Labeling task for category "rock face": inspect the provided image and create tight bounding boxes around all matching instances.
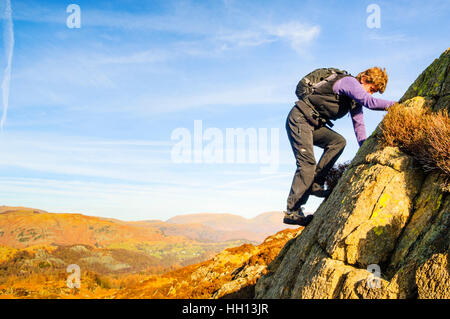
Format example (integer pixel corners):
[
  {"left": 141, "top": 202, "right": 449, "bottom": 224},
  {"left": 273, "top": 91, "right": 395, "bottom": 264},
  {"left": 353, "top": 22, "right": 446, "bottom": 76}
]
[
  {"left": 401, "top": 48, "right": 450, "bottom": 112},
  {"left": 255, "top": 49, "right": 449, "bottom": 299}
]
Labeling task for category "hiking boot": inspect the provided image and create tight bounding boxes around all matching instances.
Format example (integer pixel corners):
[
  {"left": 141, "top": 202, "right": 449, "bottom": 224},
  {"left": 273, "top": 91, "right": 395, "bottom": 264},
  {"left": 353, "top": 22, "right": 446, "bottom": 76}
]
[
  {"left": 310, "top": 182, "right": 332, "bottom": 198},
  {"left": 301, "top": 214, "right": 314, "bottom": 226},
  {"left": 283, "top": 208, "right": 313, "bottom": 226}
]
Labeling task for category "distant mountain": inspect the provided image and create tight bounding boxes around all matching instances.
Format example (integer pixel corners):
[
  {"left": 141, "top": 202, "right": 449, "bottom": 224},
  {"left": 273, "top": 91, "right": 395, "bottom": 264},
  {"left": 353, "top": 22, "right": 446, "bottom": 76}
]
[
  {"left": 0, "top": 206, "right": 301, "bottom": 299},
  {"left": 167, "top": 211, "right": 297, "bottom": 242},
  {"left": 0, "top": 206, "right": 166, "bottom": 248},
  {"left": 0, "top": 206, "right": 295, "bottom": 248},
  {"left": 0, "top": 206, "right": 296, "bottom": 279},
  {"left": 0, "top": 206, "right": 255, "bottom": 275}
]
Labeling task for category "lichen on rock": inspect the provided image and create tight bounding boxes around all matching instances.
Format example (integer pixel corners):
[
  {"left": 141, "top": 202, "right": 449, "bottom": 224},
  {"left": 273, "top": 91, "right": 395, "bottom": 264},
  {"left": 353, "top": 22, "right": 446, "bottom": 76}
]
[{"left": 401, "top": 48, "right": 450, "bottom": 112}]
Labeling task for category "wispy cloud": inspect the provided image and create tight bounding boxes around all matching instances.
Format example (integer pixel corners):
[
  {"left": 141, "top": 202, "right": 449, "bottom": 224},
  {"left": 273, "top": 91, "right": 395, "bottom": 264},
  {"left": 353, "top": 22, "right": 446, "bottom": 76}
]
[
  {"left": 12, "top": 0, "right": 320, "bottom": 56},
  {"left": 212, "top": 21, "right": 320, "bottom": 54},
  {"left": 215, "top": 30, "right": 276, "bottom": 49},
  {"left": 5, "top": 0, "right": 447, "bottom": 221},
  {"left": 93, "top": 50, "right": 171, "bottom": 65},
  {"left": 265, "top": 22, "right": 321, "bottom": 54},
  {"left": 368, "top": 33, "right": 408, "bottom": 43},
  {"left": 119, "top": 80, "right": 294, "bottom": 115},
  {"left": 0, "top": 130, "right": 294, "bottom": 220},
  {"left": 1, "top": 0, "right": 14, "bottom": 130}
]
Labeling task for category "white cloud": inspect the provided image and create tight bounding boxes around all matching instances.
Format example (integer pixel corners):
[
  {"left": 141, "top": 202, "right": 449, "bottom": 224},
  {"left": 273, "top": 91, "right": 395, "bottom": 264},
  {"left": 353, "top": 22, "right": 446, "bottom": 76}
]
[
  {"left": 1, "top": 0, "right": 14, "bottom": 130},
  {"left": 368, "top": 33, "right": 408, "bottom": 43},
  {"left": 209, "top": 21, "right": 320, "bottom": 54},
  {"left": 2, "top": 1, "right": 326, "bottom": 219},
  {"left": 123, "top": 80, "right": 293, "bottom": 114},
  {"left": 94, "top": 50, "right": 171, "bottom": 65},
  {"left": 215, "top": 30, "right": 276, "bottom": 48},
  {"left": 265, "top": 22, "right": 320, "bottom": 54}
]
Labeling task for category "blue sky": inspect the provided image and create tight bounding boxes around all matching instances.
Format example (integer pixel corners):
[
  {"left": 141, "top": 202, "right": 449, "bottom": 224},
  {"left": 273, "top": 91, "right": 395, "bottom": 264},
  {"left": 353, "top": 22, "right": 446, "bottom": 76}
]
[{"left": 0, "top": 0, "right": 449, "bottom": 221}]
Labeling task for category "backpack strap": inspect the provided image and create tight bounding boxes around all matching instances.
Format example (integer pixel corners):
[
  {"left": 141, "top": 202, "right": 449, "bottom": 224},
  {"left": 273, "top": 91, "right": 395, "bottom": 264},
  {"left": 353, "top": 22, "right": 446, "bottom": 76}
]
[
  {"left": 298, "top": 97, "right": 335, "bottom": 128},
  {"left": 311, "top": 71, "right": 339, "bottom": 93}
]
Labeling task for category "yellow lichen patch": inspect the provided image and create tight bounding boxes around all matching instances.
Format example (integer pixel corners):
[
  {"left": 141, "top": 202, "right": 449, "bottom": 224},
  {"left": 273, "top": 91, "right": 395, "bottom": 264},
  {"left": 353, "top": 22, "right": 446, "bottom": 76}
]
[{"left": 370, "top": 193, "right": 393, "bottom": 235}]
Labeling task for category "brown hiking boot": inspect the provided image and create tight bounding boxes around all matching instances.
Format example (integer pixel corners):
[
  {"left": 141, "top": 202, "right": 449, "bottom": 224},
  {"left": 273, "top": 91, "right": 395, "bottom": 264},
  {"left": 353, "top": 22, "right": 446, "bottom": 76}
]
[{"left": 283, "top": 209, "right": 314, "bottom": 226}]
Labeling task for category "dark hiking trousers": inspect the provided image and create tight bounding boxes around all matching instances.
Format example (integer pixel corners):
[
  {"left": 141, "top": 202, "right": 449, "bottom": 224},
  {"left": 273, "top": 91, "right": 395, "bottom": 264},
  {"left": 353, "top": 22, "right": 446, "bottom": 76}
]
[{"left": 286, "top": 104, "right": 346, "bottom": 212}]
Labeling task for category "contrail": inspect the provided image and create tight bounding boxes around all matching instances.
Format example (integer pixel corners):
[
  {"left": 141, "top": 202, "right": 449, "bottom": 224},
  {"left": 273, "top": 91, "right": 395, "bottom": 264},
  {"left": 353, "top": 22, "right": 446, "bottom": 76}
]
[{"left": 1, "top": 0, "right": 14, "bottom": 130}]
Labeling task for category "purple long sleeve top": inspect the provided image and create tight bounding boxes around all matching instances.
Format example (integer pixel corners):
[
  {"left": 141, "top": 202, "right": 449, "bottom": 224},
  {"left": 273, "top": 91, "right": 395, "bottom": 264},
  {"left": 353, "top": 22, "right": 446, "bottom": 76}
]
[{"left": 333, "top": 76, "right": 396, "bottom": 146}]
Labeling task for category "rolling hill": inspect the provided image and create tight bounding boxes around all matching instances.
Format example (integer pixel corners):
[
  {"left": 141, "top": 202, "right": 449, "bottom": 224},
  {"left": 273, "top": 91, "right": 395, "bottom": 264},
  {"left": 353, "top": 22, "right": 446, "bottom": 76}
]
[
  {"left": 166, "top": 211, "right": 297, "bottom": 241},
  {"left": 0, "top": 206, "right": 295, "bottom": 278},
  {"left": 0, "top": 206, "right": 300, "bottom": 298}
]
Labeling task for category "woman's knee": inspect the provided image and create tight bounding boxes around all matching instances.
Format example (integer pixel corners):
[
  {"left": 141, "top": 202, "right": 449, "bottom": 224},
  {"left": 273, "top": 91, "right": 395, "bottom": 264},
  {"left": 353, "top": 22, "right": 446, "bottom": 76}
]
[
  {"left": 337, "top": 136, "right": 346, "bottom": 148},
  {"left": 332, "top": 135, "right": 346, "bottom": 151}
]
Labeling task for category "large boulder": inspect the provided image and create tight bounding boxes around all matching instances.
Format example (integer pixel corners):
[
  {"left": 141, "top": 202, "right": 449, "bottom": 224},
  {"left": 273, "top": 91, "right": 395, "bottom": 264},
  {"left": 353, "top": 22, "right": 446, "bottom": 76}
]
[{"left": 255, "top": 49, "right": 450, "bottom": 299}]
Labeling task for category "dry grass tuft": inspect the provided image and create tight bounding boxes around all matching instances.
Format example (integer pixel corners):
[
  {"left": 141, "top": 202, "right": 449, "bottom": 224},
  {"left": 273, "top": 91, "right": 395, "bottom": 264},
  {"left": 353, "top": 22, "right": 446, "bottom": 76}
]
[{"left": 380, "top": 102, "right": 450, "bottom": 178}]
